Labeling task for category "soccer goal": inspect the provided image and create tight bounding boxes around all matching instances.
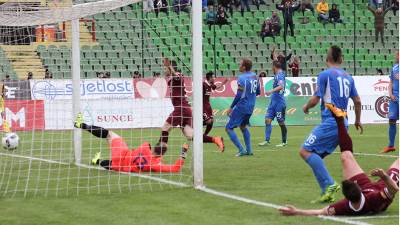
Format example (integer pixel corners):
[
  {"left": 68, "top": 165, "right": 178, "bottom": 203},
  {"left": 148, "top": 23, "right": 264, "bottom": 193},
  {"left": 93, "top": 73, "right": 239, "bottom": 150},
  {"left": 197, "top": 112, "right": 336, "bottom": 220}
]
[{"left": 0, "top": 0, "right": 203, "bottom": 197}]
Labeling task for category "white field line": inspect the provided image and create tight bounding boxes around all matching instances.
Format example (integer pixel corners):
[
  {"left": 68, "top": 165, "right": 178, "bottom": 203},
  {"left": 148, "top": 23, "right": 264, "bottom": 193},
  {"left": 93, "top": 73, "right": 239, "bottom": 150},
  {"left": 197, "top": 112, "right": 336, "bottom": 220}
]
[
  {"left": 198, "top": 187, "right": 372, "bottom": 225},
  {"left": 0, "top": 152, "right": 189, "bottom": 188}
]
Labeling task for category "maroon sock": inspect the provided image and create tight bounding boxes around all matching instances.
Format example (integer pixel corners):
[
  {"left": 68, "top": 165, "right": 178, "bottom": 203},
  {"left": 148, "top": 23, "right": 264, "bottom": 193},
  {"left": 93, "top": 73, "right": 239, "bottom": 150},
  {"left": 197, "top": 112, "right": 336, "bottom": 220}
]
[
  {"left": 203, "top": 135, "right": 214, "bottom": 143},
  {"left": 159, "top": 131, "right": 169, "bottom": 144},
  {"left": 335, "top": 117, "right": 353, "bottom": 152},
  {"left": 204, "top": 123, "right": 213, "bottom": 136}
]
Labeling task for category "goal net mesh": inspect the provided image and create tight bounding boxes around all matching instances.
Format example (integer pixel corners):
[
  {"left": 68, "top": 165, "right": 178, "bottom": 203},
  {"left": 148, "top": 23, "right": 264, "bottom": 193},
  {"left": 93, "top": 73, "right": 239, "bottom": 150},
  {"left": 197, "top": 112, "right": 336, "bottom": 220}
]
[{"left": 0, "top": 0, "right": 194, "bottom": 197}]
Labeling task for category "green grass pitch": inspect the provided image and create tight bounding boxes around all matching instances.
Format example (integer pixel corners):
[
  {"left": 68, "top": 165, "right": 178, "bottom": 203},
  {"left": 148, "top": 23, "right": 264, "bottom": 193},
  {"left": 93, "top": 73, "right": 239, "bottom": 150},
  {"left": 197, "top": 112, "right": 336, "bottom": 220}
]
[{"left": 0, "top": 124, "right": 398, "bottom": 225}]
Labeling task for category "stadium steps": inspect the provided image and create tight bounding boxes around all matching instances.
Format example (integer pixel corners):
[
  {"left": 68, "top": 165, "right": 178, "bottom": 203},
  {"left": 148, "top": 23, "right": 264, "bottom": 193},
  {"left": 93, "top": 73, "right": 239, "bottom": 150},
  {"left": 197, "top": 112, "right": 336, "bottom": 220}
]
[
  {"left": 63, "top": 21, "right": 98, "bottom": 46},
  {"left": 1, "top": 45, "right": 45, "bottom": 79}
]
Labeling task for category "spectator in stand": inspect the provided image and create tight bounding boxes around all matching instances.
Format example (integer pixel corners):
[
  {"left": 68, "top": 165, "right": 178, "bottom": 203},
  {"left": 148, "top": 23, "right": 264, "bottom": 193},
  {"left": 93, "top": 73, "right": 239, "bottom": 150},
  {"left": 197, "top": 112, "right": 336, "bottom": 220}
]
[
  {"left": 276, "top": 1, "right": 300, "bottom": 37},
  {"left": 368, "top": 4, "right": 392, "bottom": 45},
  {"left": 316, "top": 0, "right": 329, "bottom": 23},
  {"left": 218, "top": 0, "right": 234, "bottom": 15},
  {"left": 105, "top": 71, "right": 111, "bottom": 78},
  {"left": 376, "top": 68, "right": 384, "bottom": 75},
  {"left": 260, "top": 18, "right": 274, "bottom": 41},
  {"left": 44, "top": 69, "right": 53, "bottom": 79},
  {"left": 270, "top": 11, "right": 281, "bottom": 35},
  {"left": 391, "top": 0, "right": 399, "bottom": 15},
  {"left": 205, "top": 4, "right": 217, "bottom": 30},
  {"left": 4, "top": 74, "right": 10, "bottom": 82},
  {"left": 259, "top": 71, "right": 267, "bottom": 77},
  {"left": 173, "top": 0, "right": 191, "bottom": 14},
  {"left": 288, "top": 56, "right": 300, "bottom": 77},
  {"left": 299, "top": 0, "right": 315, "bottom": 16},
  {"left": 216, "top": 5, "right": 230, "bottom": 26},
  {"left": 271, "top": 46, "right": 292, "bottom": 71},
  {"left": 328, "top": 3, "right": 343, "bottom": 24},
  {"left": 143, "top": 0, "right": 154, "bottom": 12},
  {"left": 27, "top": 72, "right": 33, "bottom": 80},
  {"left": 154, "top": 0, "right": 168, "bottom": 17},
  {"left": 132, "top": 71, "right": 142, "bottom": 79}
]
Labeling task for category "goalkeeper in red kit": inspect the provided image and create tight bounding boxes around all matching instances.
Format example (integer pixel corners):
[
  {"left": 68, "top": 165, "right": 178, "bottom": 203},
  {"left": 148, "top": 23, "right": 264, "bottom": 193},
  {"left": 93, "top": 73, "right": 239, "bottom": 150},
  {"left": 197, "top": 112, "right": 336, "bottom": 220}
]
[
  {"left": 279, "top": 105, "right": 399, "bottom": 216},
  {"left": 74, "top": 113, "right": 187, "bottom": 173}
]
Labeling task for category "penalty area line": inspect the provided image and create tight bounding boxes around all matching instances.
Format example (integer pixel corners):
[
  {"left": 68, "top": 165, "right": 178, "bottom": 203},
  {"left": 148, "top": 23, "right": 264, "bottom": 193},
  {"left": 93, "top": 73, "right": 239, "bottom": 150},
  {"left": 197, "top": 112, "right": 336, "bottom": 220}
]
[
  {"left": 0, "top": 152, "right": 189, "bottom": 188},
  {"left": 198, "top": 187, "right": 372, "bottom": 225}
]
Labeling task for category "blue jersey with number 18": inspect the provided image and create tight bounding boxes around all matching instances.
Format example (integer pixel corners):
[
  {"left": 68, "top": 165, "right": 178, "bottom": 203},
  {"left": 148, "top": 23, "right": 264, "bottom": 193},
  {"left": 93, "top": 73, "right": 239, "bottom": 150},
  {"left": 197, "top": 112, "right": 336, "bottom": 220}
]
[
  {"left": 314, "top": 67, "right": 358, "bottom": 120},
  {"left": 235, "top": 72, "right": 260, "bottom": 114}
]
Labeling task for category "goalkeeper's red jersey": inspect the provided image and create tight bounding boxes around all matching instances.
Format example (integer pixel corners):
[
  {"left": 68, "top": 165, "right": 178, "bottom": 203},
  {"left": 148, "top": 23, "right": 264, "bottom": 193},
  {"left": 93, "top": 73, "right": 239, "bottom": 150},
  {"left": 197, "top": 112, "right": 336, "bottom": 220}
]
[{"left": 110, "top": 138, "right": 184, "bottom": 173}]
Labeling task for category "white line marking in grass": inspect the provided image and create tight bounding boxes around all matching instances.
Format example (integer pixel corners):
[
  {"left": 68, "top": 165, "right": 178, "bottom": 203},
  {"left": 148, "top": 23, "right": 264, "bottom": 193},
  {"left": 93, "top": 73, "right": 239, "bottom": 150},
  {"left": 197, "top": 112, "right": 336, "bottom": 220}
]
[
  {"left": 76, "top": 163, "right": 189, "bottom": 188},
  {"left": 0, "top": 152, "right": 189, "bottom": 188},
  {"left": 0, "top": 152, "right": 70, "bottom": 165},
  {"left": 198, "top": 187, "right": 372, "bottom": 225}
]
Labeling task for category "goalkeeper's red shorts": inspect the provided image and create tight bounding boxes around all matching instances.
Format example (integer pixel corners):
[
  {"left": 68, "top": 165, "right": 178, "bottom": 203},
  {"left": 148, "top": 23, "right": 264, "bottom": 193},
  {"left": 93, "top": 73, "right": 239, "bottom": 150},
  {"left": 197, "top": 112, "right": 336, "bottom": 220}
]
[{"left": 109, "top": 137, "right": 130, "bottom": 171}]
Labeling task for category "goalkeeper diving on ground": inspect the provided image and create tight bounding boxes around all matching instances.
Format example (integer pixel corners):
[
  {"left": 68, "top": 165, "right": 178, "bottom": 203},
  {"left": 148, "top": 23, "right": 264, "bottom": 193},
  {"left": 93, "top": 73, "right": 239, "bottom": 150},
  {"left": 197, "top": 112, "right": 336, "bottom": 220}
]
[{"left": 74, "top": 113, "right": 188, "bottom": 173}]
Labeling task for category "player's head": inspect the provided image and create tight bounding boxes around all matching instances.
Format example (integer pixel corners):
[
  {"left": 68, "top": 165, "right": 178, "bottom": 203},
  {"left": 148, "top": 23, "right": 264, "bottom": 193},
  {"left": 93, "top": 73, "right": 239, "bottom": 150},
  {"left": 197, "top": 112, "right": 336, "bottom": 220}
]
[
  {"left": 326, "top": 45, "right": 343, "bottom": 66},
  {"left": 376, "top": 7, "right": 383, "bottom": 14},
  {"left": 272, "top": 60, "right": 282, "bottom": 74},
  {"left": 153, "top": 142, "right": 168, "bottom": 156},
  {"left": 206, "top": 71, "right": 214, "bottom": 82},
  {"left": 239, "top": 58, "right": 252, "bottom": 73},
  {"left": 342, "top": 180, "right": 362, "bottom": 203}
]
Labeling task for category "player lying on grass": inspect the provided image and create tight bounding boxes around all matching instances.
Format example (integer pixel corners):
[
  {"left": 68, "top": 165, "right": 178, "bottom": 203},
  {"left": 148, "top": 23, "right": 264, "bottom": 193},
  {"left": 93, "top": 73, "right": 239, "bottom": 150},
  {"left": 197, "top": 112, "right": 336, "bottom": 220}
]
[
  {"left": 158, "top": 58, "right": 224, "bottom": 152},
  {"left": 74, "top": 113, "right": 188, "bottom": 173},
  {"left": 279, "top": 105, "right": 399, "bottom": 216}
]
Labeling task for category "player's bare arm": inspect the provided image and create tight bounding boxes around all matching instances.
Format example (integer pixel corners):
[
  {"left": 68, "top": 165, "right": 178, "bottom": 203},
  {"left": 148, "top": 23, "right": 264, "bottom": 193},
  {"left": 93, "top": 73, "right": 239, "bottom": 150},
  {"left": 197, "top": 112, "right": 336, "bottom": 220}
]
[
  {"left": 215, "top": 78, "right": 229, "bottom": 90},
  {"left": 350, "top": 95, "right": 363, "bottom": 134},
  {"left": 303, "top": 96, "right": 320, "bottom": 114},
  {"left": 266, "top": 85, "right": 283, "bottom": 96},
  {"left": 370, "top": 168, "right": 399, "bottom": 197},
  {"left": 279, "top": 205, "right": 328, "bottom": 216}
]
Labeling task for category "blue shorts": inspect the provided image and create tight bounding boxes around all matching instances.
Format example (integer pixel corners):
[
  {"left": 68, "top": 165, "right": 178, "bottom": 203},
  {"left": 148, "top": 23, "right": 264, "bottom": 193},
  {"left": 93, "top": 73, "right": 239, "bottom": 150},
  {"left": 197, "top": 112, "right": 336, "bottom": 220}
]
[
  {"left": 226, "top": 109, "right": 252, "bottom": 129},
  {"left": 302, "top": 117, "right": 348, "bottom": 158},
  {"left": 266, "top": 102, "right": 286, "bottom": 122},
  {"left": 388, "top": 100, "right": 399, "bottom": 120}
]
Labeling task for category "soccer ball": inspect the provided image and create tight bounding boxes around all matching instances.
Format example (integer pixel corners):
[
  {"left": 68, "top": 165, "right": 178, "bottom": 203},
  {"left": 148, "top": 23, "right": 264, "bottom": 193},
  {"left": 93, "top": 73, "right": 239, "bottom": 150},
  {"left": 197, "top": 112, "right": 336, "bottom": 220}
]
[{"left": 2, "top": 133, "right": 19, "bottom": 151}]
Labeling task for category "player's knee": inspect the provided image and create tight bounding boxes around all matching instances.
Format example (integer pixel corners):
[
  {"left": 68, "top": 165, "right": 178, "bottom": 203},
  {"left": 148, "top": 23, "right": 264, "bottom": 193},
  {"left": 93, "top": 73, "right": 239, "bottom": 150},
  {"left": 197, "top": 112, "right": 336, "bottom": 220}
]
[
  {"left": 265, "top": 118, "right": 272, "bottom": 125},
  {"left": 278, "top": 121, "right": 285, "bottom": 126},
  {"left": 299, "top": 149, "right": 311, "bottom": 160},
  {"left": 341, "top": 151, "right": 354, "bottom": 164},
  {"left": 206, "top": 119, "right": 214, "bottom": 125},
  {"left": 239, "top": 125, "right": 247, "bottom": 130}
]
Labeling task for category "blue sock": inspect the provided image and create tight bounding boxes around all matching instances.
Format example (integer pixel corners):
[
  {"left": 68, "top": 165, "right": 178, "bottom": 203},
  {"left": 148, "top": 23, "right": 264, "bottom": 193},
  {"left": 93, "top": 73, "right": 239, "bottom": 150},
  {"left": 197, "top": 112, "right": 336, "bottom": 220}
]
[
  {"left": 265, "top": 123, "right": 272, "bottom": 142},
  {"left": 227, "top": 129, "right": 244, "bottom": 153},
  {"left": 389, "top": 123, "right": 396, "bottom": 147},
  {"left": 305, "top": 153, "right": 334, "bottom": 194},
  {"left": 241, "top": 127, "right": 252, "bottom": 154}
]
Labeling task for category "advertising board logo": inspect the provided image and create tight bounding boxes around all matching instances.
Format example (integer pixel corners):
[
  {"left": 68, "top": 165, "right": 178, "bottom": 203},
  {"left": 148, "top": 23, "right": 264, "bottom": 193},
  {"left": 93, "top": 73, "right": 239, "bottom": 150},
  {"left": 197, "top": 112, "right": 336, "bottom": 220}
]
[
  {"left": 0, "top": 100, "right": 45, "bottom": 131},
  {"left": 375, "top": 96, "right": 390, "bottom": 118},
  {"left": 264, "top": 78, "right": 293, "bottom": 97},
  {"left": 3, "top": 80, "right": 32, "bottom": 100},
  {"left": 372, "top": 79, "right": 389, "bottom": 93},
  {"left": 31, "top": 80, "right": 134, "bottom": 100}
]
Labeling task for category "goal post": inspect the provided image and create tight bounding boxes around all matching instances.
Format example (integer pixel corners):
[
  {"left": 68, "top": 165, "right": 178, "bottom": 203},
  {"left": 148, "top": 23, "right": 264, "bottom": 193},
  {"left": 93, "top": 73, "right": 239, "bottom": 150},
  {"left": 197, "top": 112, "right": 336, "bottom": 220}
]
[{"left": 191, "top": 0, "right": 204, "bottom": 189}]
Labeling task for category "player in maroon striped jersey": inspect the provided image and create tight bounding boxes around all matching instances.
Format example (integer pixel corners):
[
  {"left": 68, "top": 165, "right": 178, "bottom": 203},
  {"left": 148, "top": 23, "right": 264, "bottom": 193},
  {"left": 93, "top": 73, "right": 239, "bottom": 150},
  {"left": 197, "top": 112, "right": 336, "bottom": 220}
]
[
  {"left": 203, "top": 71, "right": 228, "bottom": 152},
  {"left": 158, "top": 59, "right": 224, "bottom": 152},
  {"left": 279, "top": 105, "right": 399, "bottom": 217}
]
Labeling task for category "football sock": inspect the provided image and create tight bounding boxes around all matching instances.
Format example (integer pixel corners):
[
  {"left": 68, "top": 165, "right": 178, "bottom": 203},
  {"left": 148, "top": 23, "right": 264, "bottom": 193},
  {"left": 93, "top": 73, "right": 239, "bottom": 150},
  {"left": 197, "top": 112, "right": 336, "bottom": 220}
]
[
  {"left": 81, "top": 123, "right": 109, "bottom": 138},
  {"left": 306, "top": 153, "right": 334, "bottom": 194},
  {"left": 389, "top": 123, "right": 396, "bottom": 147},
  {"left": 204, "top": 123, "right": 213, "bottom": 136},
  {"left": 265, "top": 123, "right": 272, "bottom": 141},
  {"left": 242, "top": 127, "right": 252, "bottom": 154},
  {"left": 99, "top": 160, "right": 112, "bottom": 170},
  {"left": 159, "top": 131, "right": 169, "bottom": 144},
  {"left": 227, "top": 129, "right": 244, "bottom": 153},
  {"left": 335, "top": 117, "right": 353, "bottom": 152},
  {"left": 203, "top": 135, "right": 214, "bottom": 143},
  {"left": 279, "top": 123, "right": 287, "bottom": 143}
]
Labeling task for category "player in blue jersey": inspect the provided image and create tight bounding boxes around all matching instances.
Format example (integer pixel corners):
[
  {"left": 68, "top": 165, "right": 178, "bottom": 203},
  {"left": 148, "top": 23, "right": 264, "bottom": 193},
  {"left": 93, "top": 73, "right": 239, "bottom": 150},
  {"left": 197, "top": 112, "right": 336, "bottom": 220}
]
[
  {"left": 259, "top": 60, "right": 288, "bottom": 147},
  {"left": 382, "top": 51, "right": 399, "bottom": 153},
  {"left": 226, "top": 58, "right": 261, "bottom": 157},
  {"left": 300, "top": 46, "right": 363, "bottom": 203}
]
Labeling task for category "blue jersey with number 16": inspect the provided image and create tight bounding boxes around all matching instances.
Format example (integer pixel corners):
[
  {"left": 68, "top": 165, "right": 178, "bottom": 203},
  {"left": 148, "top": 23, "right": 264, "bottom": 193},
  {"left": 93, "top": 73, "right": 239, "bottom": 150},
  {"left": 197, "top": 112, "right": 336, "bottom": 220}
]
[
  {"left": 314, "top": 67, "right": 358, "bottom": 121},
  {"left": 235, "top": 72, "right": 260, "bottom": 114}
]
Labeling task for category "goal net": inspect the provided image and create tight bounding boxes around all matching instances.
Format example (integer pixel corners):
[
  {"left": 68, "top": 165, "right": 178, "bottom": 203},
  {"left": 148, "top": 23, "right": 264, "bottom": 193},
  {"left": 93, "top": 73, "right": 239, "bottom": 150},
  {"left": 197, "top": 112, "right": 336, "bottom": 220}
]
[{"left": 0, "top": 0, "right": 200, "bottom": 197}]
